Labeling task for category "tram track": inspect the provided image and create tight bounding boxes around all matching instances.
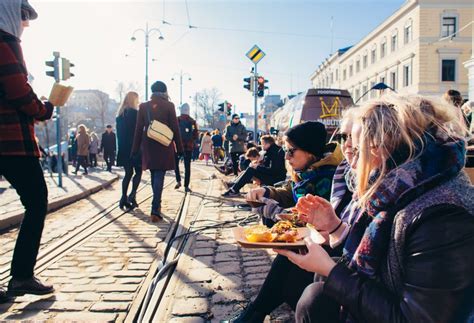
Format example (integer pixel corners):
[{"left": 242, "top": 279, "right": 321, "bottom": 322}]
[{"left": 0, "top": 175, "right": 175, "bottom": 285}]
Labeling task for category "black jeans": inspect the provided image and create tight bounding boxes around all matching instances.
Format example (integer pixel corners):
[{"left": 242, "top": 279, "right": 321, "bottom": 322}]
[
  {"left": 103, "top": 152, "right": 115, "bottom": 171},
  {"left": 230, "top": 152, "right": 241, "bottom": 176},
  {"left": 231, "top": 167, "right": 281, "bottom": 192},
  {"left": 0, "top": 157, "right": 48, "bottom": 279},
  {"left": 75, "top": 155, "right": 88, "bottom": 173},
  {"left": 89, "top": 153, "right": 97, "bottom": 167},
  {"left": 122, "top": 163, "right": 142, "bottom": 198},
  {"left": 150, "top": 170, "right": 166, "bottom": 212},
  {"left": 175, "top": 151, "right": 192, "bottom": 188},
  {"left": 295, "top": 282, "right": 340, "bottom": 323},
  {"left": 252, "top": 255, "right": 315, "bottom": 314}
]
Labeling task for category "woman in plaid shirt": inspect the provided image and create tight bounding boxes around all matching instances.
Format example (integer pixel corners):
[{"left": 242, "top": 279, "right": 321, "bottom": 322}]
[{"left": 0, "top": 0, "right": 55, "bottom": 301}]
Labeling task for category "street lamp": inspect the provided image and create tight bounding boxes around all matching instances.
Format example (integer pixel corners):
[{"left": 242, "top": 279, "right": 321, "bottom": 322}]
[
  {"left": 130, "top": 23, "right": 164, "bottom": 100},
  {"left": 171, "top": 70, "right": 192, "bottom": 106}
]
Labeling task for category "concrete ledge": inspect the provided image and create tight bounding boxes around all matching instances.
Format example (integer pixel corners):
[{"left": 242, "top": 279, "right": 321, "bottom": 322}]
[{"left": 0, "top": 174, "right": 119, "bottom": 231}]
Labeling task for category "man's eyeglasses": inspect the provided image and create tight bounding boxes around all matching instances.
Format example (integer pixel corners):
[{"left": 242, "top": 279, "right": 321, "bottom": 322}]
[
  {"left": 283, "top": 146, "right": 298, "bottom": 157},
  {"left": 21, "top": 9, "right": 30, "bottom": 21},
  {"left": 233, "top": 117, "right": 240, "bottom": 120}
]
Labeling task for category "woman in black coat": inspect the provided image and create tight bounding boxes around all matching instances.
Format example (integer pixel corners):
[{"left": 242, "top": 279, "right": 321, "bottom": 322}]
[
  {"left": 278, "top": 95, "right": 474, "bottom": 323},
  {"left": 116, "top": 91, "right": 142, "bottom": 210}
]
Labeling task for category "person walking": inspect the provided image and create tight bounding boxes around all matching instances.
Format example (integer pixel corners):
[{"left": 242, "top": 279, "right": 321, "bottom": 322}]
[
  {"left": 0, "top": 0, "right": 55, "bottom": 302},
  {"left": 116, "top": 91, "right": 142, "bottom": 210},
  {"left": 211, "top": 129, "right": 223, "bottom": 163},
  {"left": 200, "top": 131, "right": 213, "bottom": 166},
  {"left": 100, "top": 125, "right": 116, "bottom": 172},
  {"left": 68, "top": 129, "right": 77, "bottom": 167},
  {"left": 89, "top": 132, "right": 99, "bottom": 168},
  {"left": 131, "top": 81, "right": 183, "bottom": 222},
  {"left": 73, "top": 124, "right": 89, "bottom": 175},
  {"left": 225, "top": 114, "right": 247, "bottom": 175},
  {"left": 174, "top": 103, "right": 198, "bottom": 192}
]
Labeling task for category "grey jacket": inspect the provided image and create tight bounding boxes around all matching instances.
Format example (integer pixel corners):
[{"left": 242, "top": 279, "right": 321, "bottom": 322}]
[{"left": 225, "top": 122, "right": 247, "bottom": 153}]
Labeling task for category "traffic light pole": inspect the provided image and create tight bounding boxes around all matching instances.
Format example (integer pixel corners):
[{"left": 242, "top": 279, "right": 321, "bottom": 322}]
[
  {"left": 253, "top": 63, "right": 258, "bottom": 143},
  {"left": 53, "top": 52, "right": 63, "bottom": 188}
]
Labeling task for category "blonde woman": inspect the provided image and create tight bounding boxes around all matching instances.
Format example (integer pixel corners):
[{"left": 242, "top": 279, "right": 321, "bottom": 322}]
[
  {"left": 116, "top": 91, "right": 142, "bottom": 210},
  {"left": 278, "top": 95, "right": 474, "bottom": 322},
  {"left": 73, "top": 124, "right": 90, "bottom": 175}
]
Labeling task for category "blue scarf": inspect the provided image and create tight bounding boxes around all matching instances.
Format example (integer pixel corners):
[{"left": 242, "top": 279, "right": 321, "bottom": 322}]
[{"left": 343, "top": 132, "right": 466, "bottom": 278}]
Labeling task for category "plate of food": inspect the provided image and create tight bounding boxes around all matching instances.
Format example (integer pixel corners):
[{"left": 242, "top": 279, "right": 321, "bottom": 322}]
[
  {"left": 233, "top": 220, "right": 323, "bottom": 249},
  {"left": 245, "top": 199, "right": 267, "bottom": 208}
]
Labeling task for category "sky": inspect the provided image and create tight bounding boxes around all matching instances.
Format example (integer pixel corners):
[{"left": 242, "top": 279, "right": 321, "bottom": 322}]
[{"left": 23, "top": 0, "right": 405, "bottom": 116}]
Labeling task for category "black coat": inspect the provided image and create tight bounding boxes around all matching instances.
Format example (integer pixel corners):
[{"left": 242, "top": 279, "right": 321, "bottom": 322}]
[
  {"left": 100, "top": 131, "right": 116, "bottom": 155},
  {"left": 323, "top": 173, "right": 474, "bottom": 323},
  {"left": 116, "top": 108, "right": 138, "bottom": 167},
  {"left": 256, "top": 143, "right": 287, "bottom": 182}
]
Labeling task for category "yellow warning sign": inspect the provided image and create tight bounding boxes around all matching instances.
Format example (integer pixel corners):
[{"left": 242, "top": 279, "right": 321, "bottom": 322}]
[{"left": 246, "top": 45, "right": 266, "bottom": 64}]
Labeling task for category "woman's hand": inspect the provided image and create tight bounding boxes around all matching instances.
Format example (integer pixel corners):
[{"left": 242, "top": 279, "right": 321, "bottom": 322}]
[
  {"left": 275, "top": 237, "right": 336, "bottom": 277},
  {"left": 295, "top": 194, "right": 340, "bottom": 232},
  {"left": 246, "top": 187, "right": 266, "bottom": 201}
]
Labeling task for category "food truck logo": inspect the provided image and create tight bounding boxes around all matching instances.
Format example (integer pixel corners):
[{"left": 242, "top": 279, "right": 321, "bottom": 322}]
[{"left": 319, "top": 97, "right": 340, "bottom": 118}]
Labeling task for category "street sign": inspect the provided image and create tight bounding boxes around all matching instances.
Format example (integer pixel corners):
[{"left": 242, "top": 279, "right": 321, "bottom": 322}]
[{"left": 246, "top": 45, "right": 265, "bottom": 64}]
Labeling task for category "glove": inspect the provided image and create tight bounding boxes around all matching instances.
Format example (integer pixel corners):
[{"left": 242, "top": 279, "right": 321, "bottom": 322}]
[{"left": 252, "top": 197, "right": 285, "bottom": 222}]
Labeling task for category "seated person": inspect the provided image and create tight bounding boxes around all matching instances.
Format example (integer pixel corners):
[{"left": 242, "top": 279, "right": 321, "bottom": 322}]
[
  {"left": 225, "top": 148, "right": 262, "bottom": 189},
  {"left": 222, "top": 135, "right": 288, "bottom": 197}
]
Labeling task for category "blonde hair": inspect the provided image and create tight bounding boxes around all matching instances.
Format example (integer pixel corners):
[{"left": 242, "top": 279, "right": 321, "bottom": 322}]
[
  {"left": 117, "top": 91, "right": 139, "bottom": 117},
  {"left": 355, "top": 94, "right": 466, "bottom": 208},
  {"left": 77, "top": 124, "right": 88, "bottom": 135}
]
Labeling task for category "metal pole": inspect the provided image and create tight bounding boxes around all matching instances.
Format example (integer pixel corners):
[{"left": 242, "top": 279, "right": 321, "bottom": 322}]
[
  {"left": 52, "top": 51, "right": 63, "bottom": 187},
  {"left": 145, "top": 23, "right": 149, "bottom": 101},
  {"left": 253, "top": 63, "right": 258, "bottom": 143},
  {"left": 180, "top": 71, "right": 183, "bottom": 106}
]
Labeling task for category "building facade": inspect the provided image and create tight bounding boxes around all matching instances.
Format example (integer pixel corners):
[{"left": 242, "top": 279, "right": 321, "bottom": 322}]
[{"left": 310, "top": 0, "right": 473, "bottom": 102}]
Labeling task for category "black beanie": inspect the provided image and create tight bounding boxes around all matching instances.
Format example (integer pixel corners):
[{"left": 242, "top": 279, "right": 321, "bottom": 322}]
[
  {"left": 151, "top": 81, "right": 167, "bottom": 93},
  {"left": 285, "top": 121, "right": 327, "bottom": 158}
]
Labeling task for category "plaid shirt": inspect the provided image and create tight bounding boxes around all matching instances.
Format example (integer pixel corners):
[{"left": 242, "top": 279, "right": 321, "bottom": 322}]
[{"left": 0, "top": 30, "right": 54, "bottom": 157}]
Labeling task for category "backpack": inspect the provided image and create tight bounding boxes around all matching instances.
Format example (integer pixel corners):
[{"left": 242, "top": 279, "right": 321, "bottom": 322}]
[{"left": 179, "top": 118, "right": 194, "bottom": 142}]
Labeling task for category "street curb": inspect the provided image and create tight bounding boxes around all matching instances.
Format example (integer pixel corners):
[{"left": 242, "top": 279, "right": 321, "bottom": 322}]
[{"left": 0, "top": 175, "right": 119, "bottom": 231}]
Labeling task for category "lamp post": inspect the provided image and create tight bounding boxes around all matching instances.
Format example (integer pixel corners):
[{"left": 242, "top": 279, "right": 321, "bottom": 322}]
[
  {"left": 171, "top": 70, "right": 192, "bottom": 106},
  {"left": 131, "top": 22, "right": 164, "bottom": 101}
]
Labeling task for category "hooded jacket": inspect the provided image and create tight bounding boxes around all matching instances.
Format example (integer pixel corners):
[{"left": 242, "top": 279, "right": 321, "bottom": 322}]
[{"left": 0, "top": 1, "right": 54, "bottom": 157}]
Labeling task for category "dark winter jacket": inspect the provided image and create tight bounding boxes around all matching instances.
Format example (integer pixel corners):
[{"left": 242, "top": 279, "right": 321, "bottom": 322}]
[
  {"left": 256, "top": 143, "right": 286, "bottom": 182},
  {"left": 100, "top": 131, "right": 116, "bottom": 155},
  {"left": 116, "top": 108, "right": 138, "bottom": 167},
  {"left": 225, "top": 122, "right": 247, "bottom": 153},
  {"left": 324, "top": 172, "right": 474, "bottom": 323},
  {"left": 132, "top": 94, "right": 183, "bottom": 171},
  {"left": 177, "top": 114, "right": 198, "bottom": 152}
]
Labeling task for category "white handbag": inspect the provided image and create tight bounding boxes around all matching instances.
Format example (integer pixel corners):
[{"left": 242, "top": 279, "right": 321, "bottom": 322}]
[{"left": 146, "top": 104, "right": 173, "bottom": 146}]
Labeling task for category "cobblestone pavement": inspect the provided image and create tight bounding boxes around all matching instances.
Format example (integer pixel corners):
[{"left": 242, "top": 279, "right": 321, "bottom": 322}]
[
  {"left": 155, "top": 172, "right": 294, "bottom": 323},
  {"left": 0, "top": 163, "right": 215, "bottom": 322},
  {"left": 0, "top": 167, "right": 118, "bottom": 229}
]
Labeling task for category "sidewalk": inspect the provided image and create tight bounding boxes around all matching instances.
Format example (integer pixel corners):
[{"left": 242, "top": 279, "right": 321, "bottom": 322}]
[
  {"left": 157, "top": 176, "right": 294, "bottom": 322},
  {"left": 0, "top": 168, "right": 119, "bottom": 231}
]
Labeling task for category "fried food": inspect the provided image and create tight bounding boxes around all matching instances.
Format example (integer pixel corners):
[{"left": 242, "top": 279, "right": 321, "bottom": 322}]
[
  {"left": 244, "top": 225, "right": 273, "bottom": 242},
  {"left": 243, "top": 221, "right": 300, "bottom": 243}
]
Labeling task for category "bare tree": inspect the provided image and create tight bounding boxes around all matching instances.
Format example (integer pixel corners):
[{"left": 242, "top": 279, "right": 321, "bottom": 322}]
[
  {"left": 192, "top": 88, "right": 222, "bottom": 128},
  {"left": 115, "top": 81, "right": 141, "bottom": 103}
]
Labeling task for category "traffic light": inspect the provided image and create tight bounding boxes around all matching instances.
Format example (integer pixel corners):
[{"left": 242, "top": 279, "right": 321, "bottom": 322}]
[
  {"left": 257, "top": 76, "right": 268, "bottom": 97},
  {"left": 226, "top": 102, "right": 232, "bottom": 116},
  {"left": 243, "top": 77, "right": 254, "bottom": 92},
  {"left": 61, "top": 58, "right": 75, "bottom": 81},
  {"left": 218, "top": 102, "right": 225, "bottom": 112},
  {"left": 45, "top": 53, "right": 60, "bottom": 81}
]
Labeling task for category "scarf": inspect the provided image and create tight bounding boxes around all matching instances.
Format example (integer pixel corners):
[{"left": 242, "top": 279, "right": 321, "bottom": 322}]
[{"left": 343, "top": 132, "right": 466, "bottom": 278}]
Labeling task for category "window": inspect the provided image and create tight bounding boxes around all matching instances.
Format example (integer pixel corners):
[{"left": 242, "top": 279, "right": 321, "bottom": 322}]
[
  {"left": 363, "top": 55, "right": 368, "bottom": 68},
  {"left": 404, "top": 23, "right": 412, "bottom": 44},
  {"left": 370, "top": 81, "right": 376, "bottom": 98},
  {"left": 356, "top": 60, "right": 360, "bottom": 73},
  {"left": 380, "top": 76, "right": 386, "bottom": 84},
  {"left": 330, "top": 73, "right": 333, "bottom": 84},
  {"left": 403, "top": 63, "right": 412, "bottom": 87},
  {"left": 442, "top": 17, "right": 456, "bottom": 37},
  {"left": 349, "top": 65, "right": 353, "bottom": 77},
  {"left": 441, "top": 59, "right": 456, "bottom": 81},
  {"left": 381, "top": 42, "right": 386, "bottom": 58},
  {"left": 335, "top": 69, "right": 339, "bottom": 81},
  {"left": 391, "top": 33, "right": 398, "bottom": 52},
  {"left": 371, "top": 49, "right": 377, "bottom": 64},
  {"left": 362, "top": 85, "right": 368, "bottom": 101},
  {"left": 343, "top": 69, "right": 347, "bottom": 80},
  {"left": 390, "top": 71, "right": 397, "bottom": 91},
  {"left": 355, "top": 89, "right": 360, "bottom": 101}
]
